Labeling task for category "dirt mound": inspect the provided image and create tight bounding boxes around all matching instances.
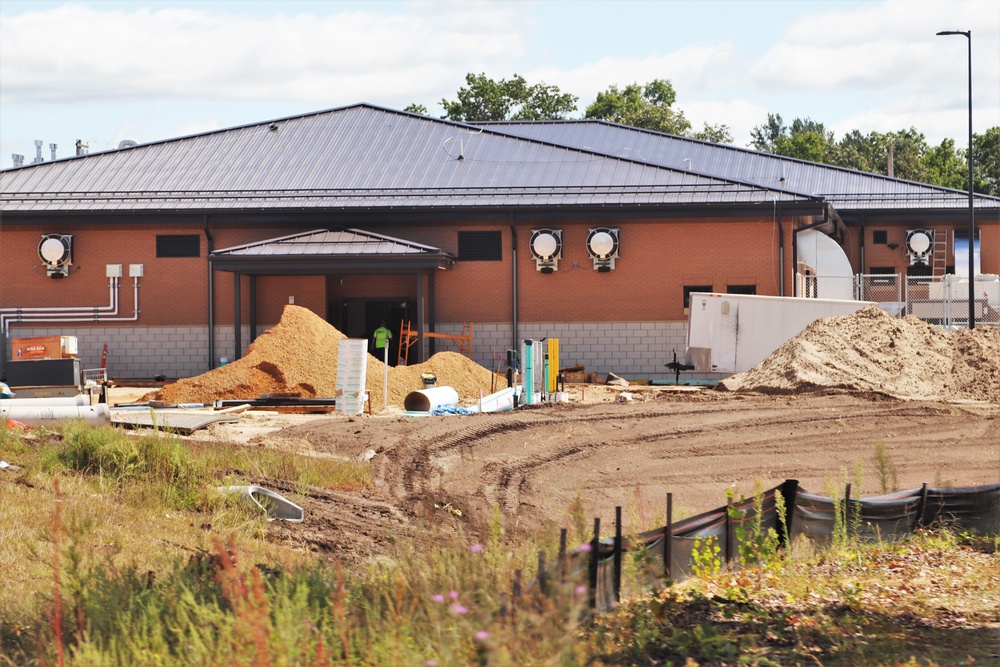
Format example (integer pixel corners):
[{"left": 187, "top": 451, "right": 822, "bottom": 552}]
[
  {"left": 719, "top": 305, "right": 1000, "bottom": 402},
  {"left": 153, "top": 305, "right": 498, "bottom": 408}
]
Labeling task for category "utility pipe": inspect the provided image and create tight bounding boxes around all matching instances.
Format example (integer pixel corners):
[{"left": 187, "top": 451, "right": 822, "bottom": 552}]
[
  {"left": 509, "top": 212, "right": 519, "bottom": 355},
  {"left": 0, "top": 277, "right": 118, "bottom": 314},
  {"left": 0, "top": 395, "right": 89, "bottom": 408},
  {"left": 3, "top": 277, "right": 138, "bottom": 335}
]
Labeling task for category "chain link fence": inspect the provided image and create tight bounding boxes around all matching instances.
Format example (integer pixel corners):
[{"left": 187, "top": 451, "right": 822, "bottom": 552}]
[{"left": 798, "top": 274, "right": 1000, "bottom": 327}]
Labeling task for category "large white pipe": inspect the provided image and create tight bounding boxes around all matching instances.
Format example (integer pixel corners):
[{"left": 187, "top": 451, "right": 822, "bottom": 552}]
[
  {"left": 1, "top": 403, "right": 110, "bottom": 427},
  {"left": 0, "top": 395, "right": 90, "bottom": 408},
  {"left": 403, "top": 386, "right": 460, "bottom": 412}
]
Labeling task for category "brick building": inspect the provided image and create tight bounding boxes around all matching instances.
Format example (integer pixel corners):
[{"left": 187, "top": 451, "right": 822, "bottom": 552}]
[{"left": 2, "top": 104, "right": 998, "bottom": 381}]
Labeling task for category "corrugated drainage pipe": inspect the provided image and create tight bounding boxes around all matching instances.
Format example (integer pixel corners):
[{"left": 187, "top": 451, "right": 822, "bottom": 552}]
[
  {"left": 403, "top": 386, "right": 459, "bottom": 412},
  {"left": 1, "top": 403, "right": 110, "bottom": 427}
]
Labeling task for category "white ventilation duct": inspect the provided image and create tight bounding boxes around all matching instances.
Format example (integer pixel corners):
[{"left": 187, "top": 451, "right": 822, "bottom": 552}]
[{"left": 797, "top": 229, "right": 854, "bottom": 300}]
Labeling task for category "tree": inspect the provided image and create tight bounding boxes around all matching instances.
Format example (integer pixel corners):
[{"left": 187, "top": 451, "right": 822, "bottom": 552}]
[
  {"left": 404, "top": 103, "right": 428, "bottom": 115},
  {"left": 440, "top": 73, "right": 578, "bottom": 122},
  {"left": 584, "top": 79, "right": 692, "bottom": 136},
  {"left": 923, "top": 138, "right": 966, "bottom": 190},
  {"left": 750, "top": 113, "right": 786, "bottom": 153},
  {"left": 972, "top": 126, "right": 1000, "bottom": 196},
  {"left": 692, "top": 123, "right": 733, "bottom": 144}
]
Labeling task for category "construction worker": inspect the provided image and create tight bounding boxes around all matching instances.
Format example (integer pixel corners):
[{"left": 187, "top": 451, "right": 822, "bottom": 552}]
[{"left": 372, "top": 319, "right": 393, "bottom": 356}]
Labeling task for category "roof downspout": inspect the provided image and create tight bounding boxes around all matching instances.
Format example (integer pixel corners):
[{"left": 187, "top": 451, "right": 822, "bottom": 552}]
[
  {"left": 204, "top": 215, "right": 215, "bottom": 370},
  {"left": 777, "top": 205, "right": 785, "bottom": 297},
  {"left": 509, "top": 212, "right": 518, "bottom": 353}
]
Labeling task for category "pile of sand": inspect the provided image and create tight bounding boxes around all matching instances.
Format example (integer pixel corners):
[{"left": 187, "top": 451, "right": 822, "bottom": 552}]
[
  {"left": 153, "top": 305, "right": 499, "bottom": 408},
  {"left": 719, "top": 305, "right": 1000, "bottom": 402}
]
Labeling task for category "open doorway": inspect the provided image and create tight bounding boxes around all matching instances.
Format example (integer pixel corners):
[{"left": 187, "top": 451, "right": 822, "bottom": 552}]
[{"left": 340, "top": 298, "right": 413, "bottom": 365}]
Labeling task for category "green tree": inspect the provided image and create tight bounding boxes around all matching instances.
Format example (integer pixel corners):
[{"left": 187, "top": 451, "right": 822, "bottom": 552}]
[
  {"left": 923, "top": 138, "right": 966, "bottom": 190},
  {"left": 440, "top": 72, "right": 578, "bottom": 122},
  {"left": 772, "top": 118, "right": 838, "bottom": 163},
  {"left": 403, "top": 103, "right": 428, "bottom": 115},
  {"left": 750, "top": 113, "right": 786, "bottom": 153},
  {"left": 584, "top": 79, "right": 693, "bottom": 136},
  {"left": 692, "top": 123, "right": 734, "bottom": 144},
  {"left": 972, "top": 126, "right": 1000, "bottom": 196}
]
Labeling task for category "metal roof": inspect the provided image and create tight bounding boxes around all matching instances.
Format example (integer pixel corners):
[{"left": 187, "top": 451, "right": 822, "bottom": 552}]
[
  {"left": 210, "top": 228, "right": 454, "bottom": 274},
  {"left": 476, "top": 120, "right": 1000, "bottom": 216},
  {"left": 1, "top": 104, "right": 816, "bottom": 214}
]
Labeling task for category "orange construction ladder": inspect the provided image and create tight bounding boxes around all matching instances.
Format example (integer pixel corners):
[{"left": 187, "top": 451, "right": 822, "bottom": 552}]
[{"left": 397, "top": 321, "right": 474, "bottom": 366}]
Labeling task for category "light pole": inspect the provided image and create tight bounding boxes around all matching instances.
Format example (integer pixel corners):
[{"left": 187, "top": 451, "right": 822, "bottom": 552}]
[{"left": 936, "top": 29, "right": 975, "bottom": 329}]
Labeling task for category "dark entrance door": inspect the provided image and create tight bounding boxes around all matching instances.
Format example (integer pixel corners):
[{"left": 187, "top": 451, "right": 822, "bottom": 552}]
[{"left": 340, "top": 298, "right": 413, "bottom": 364}]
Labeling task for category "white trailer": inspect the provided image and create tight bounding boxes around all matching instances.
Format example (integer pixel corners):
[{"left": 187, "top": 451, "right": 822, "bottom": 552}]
[{"left": 686, "top": 293, "right": 873, "bottom": 374}]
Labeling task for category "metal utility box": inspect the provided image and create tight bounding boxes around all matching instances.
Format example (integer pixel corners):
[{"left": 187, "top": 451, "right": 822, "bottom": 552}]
[
  {"left": 10, "top": 336, "right": 78, "bottom": 360},
  {"left": 5, "top": 358, "right": 81, "bottom": 388},
  {"left": 686, "top": 293, "right": 873, "bottom": 374}
]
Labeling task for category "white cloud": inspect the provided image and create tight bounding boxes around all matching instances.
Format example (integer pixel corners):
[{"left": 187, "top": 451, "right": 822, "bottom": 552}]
[{"left": 0, "top": 2, "right": 526, "bottom": 107}]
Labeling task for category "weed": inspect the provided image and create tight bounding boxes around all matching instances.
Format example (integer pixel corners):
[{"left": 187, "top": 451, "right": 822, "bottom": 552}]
[
  {"left": 691, "top": 535, "right": 722, "bottom": 579},
  {"left": 872, "top": 440, "right": 898, "bottom": 494}
]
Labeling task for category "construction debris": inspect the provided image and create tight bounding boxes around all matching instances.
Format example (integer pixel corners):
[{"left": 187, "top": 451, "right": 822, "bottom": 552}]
[{"left": 606, "top": 372, "right": 629, "bottom": 387}]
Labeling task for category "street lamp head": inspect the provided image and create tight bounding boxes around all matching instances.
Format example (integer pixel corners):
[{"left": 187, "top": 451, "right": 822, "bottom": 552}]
[{"left": 936, "top": 30, "right": 970, "bottom": 37}]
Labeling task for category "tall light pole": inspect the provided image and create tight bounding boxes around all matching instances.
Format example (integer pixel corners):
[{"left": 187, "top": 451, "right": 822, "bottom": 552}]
[{"left": 936, "top": 29, "right": 975, "bottom": 329}]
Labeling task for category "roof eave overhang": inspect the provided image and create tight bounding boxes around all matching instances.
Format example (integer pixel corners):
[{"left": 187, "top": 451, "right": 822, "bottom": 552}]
[{"left": 208, "top": 254, "right": 454, "bottom": 274}]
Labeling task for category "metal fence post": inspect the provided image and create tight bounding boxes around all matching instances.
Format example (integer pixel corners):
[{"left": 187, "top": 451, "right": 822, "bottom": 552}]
[
  {"left": 664, "top": 492, "right": 673, "bottom": 581},
  {"left": 613, "top": 506, "right": 622, "bottom": 606},
  {"left": 589, "top": 518, "right": 600, "bottom": 611}
]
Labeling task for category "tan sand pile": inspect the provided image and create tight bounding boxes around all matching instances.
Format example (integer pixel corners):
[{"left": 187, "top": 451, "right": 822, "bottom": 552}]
[
  {"left": 153, "top": 305, "right": 498, "bottom": 408},
  {"left": 719, "top": 304, "right": 1000, "bottom": 402}
]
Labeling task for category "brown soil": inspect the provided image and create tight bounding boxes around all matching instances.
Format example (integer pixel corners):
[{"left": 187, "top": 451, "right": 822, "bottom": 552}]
[
  {"left": 152, "top": 306, "right": 1000, "bottom": 567},
  {"left": 152, "top": 305, "right": 498, "bottom": 408},
  {"left": 255, "top": 390, "right": 999, "bottom": 566},
  {"left": 719, "top": 305, "right": 1000, "bottom": 401}
]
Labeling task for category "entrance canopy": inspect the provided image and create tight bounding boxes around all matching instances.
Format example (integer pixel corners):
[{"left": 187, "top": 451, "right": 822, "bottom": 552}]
[
  {"left": 209, "top": 228, "right": 454, "bottom": 365},
  {"left": 209, "top": 228, "right": 455, "bottom": 274}
]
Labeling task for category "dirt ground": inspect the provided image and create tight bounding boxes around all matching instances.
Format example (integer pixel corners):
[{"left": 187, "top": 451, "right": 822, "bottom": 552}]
[{"left": 152, "top": 384, "right": 1000, "bottom": 566}]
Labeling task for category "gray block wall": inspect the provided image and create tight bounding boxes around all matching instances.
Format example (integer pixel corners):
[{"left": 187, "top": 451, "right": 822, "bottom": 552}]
[{"left": 6, "top": 321, "right": 709, "bottom": 383}]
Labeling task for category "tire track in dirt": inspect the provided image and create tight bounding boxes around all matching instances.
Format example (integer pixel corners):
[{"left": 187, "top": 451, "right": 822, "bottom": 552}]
[{"left": 429, "top": 401, "right": 987, "bottom": 514}]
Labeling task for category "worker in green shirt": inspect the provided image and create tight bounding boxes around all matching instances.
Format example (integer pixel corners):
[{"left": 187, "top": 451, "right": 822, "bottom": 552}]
[{"left": 372, "top": 320, "right": 393, "bottom": 356}]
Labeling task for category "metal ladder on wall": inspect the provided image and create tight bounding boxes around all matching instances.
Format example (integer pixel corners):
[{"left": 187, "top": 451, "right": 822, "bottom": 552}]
[{"left": 932, "top": 229, "right": 949, "bottom": 276}]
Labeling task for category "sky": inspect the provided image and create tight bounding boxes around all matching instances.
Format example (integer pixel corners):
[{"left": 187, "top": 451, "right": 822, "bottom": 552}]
[{"left": 1, "top": 0, "right": 998, "bottom": 166}]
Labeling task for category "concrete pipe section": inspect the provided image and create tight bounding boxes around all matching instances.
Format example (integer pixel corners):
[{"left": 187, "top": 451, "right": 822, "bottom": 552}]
[{"left": 403, "top": 386, "right": 460, "bottom": 412}]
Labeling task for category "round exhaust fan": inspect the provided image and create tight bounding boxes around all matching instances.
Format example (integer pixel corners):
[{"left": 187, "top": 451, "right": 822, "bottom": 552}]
[
  {"left": 530, "top": 229, "right": 562, "bottom": 272},
  {"left": 38, "top": 234, "right": 73, "bottom": 276},
  {"left": 587, "top": 228, "right": 619, "bottom": 260},
  {"left": 905, "top": 229, "right": 933, "bottom": 264}
]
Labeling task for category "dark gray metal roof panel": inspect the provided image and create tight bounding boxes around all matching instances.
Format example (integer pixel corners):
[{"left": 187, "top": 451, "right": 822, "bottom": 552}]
[
  {"left": 1, "top": 105, "right": 814, "bottom": 213},
  {"left": 477, "top": 120, "right": 1000, "bottom": 212}
]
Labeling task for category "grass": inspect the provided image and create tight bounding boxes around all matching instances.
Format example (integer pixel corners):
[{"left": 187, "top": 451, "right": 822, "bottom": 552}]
[{"left": 1, "top": 422, "right": 997, "bottom": 666}]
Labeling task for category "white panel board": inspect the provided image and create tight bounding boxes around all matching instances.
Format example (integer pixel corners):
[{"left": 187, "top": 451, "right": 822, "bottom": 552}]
[{"left": 686, "top": 293, "right": 873, "bottom": 374}]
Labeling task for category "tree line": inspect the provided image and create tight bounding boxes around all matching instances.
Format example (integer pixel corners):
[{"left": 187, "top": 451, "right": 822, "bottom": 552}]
[{"left": 405, "top": 73, "right": 998, "bottom": 197}]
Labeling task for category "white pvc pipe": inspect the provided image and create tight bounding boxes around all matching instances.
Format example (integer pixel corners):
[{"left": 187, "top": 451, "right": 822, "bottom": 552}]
[
  {"left": 0, "top": 395, "right": 90, "bottom": 408},
  {"left": 403, "top": 386, "right": 460, "bottom": 412},
  {"left": 474, "top": 387, "right": 516, "bottom": 413},
  {"left": 0, "top": 403, "right": 110, "bottom": 427}
]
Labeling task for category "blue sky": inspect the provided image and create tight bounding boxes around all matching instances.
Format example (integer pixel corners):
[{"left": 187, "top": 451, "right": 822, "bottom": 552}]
[{"left": 1, "top": 0, "right": 998, "bottom": 165}]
